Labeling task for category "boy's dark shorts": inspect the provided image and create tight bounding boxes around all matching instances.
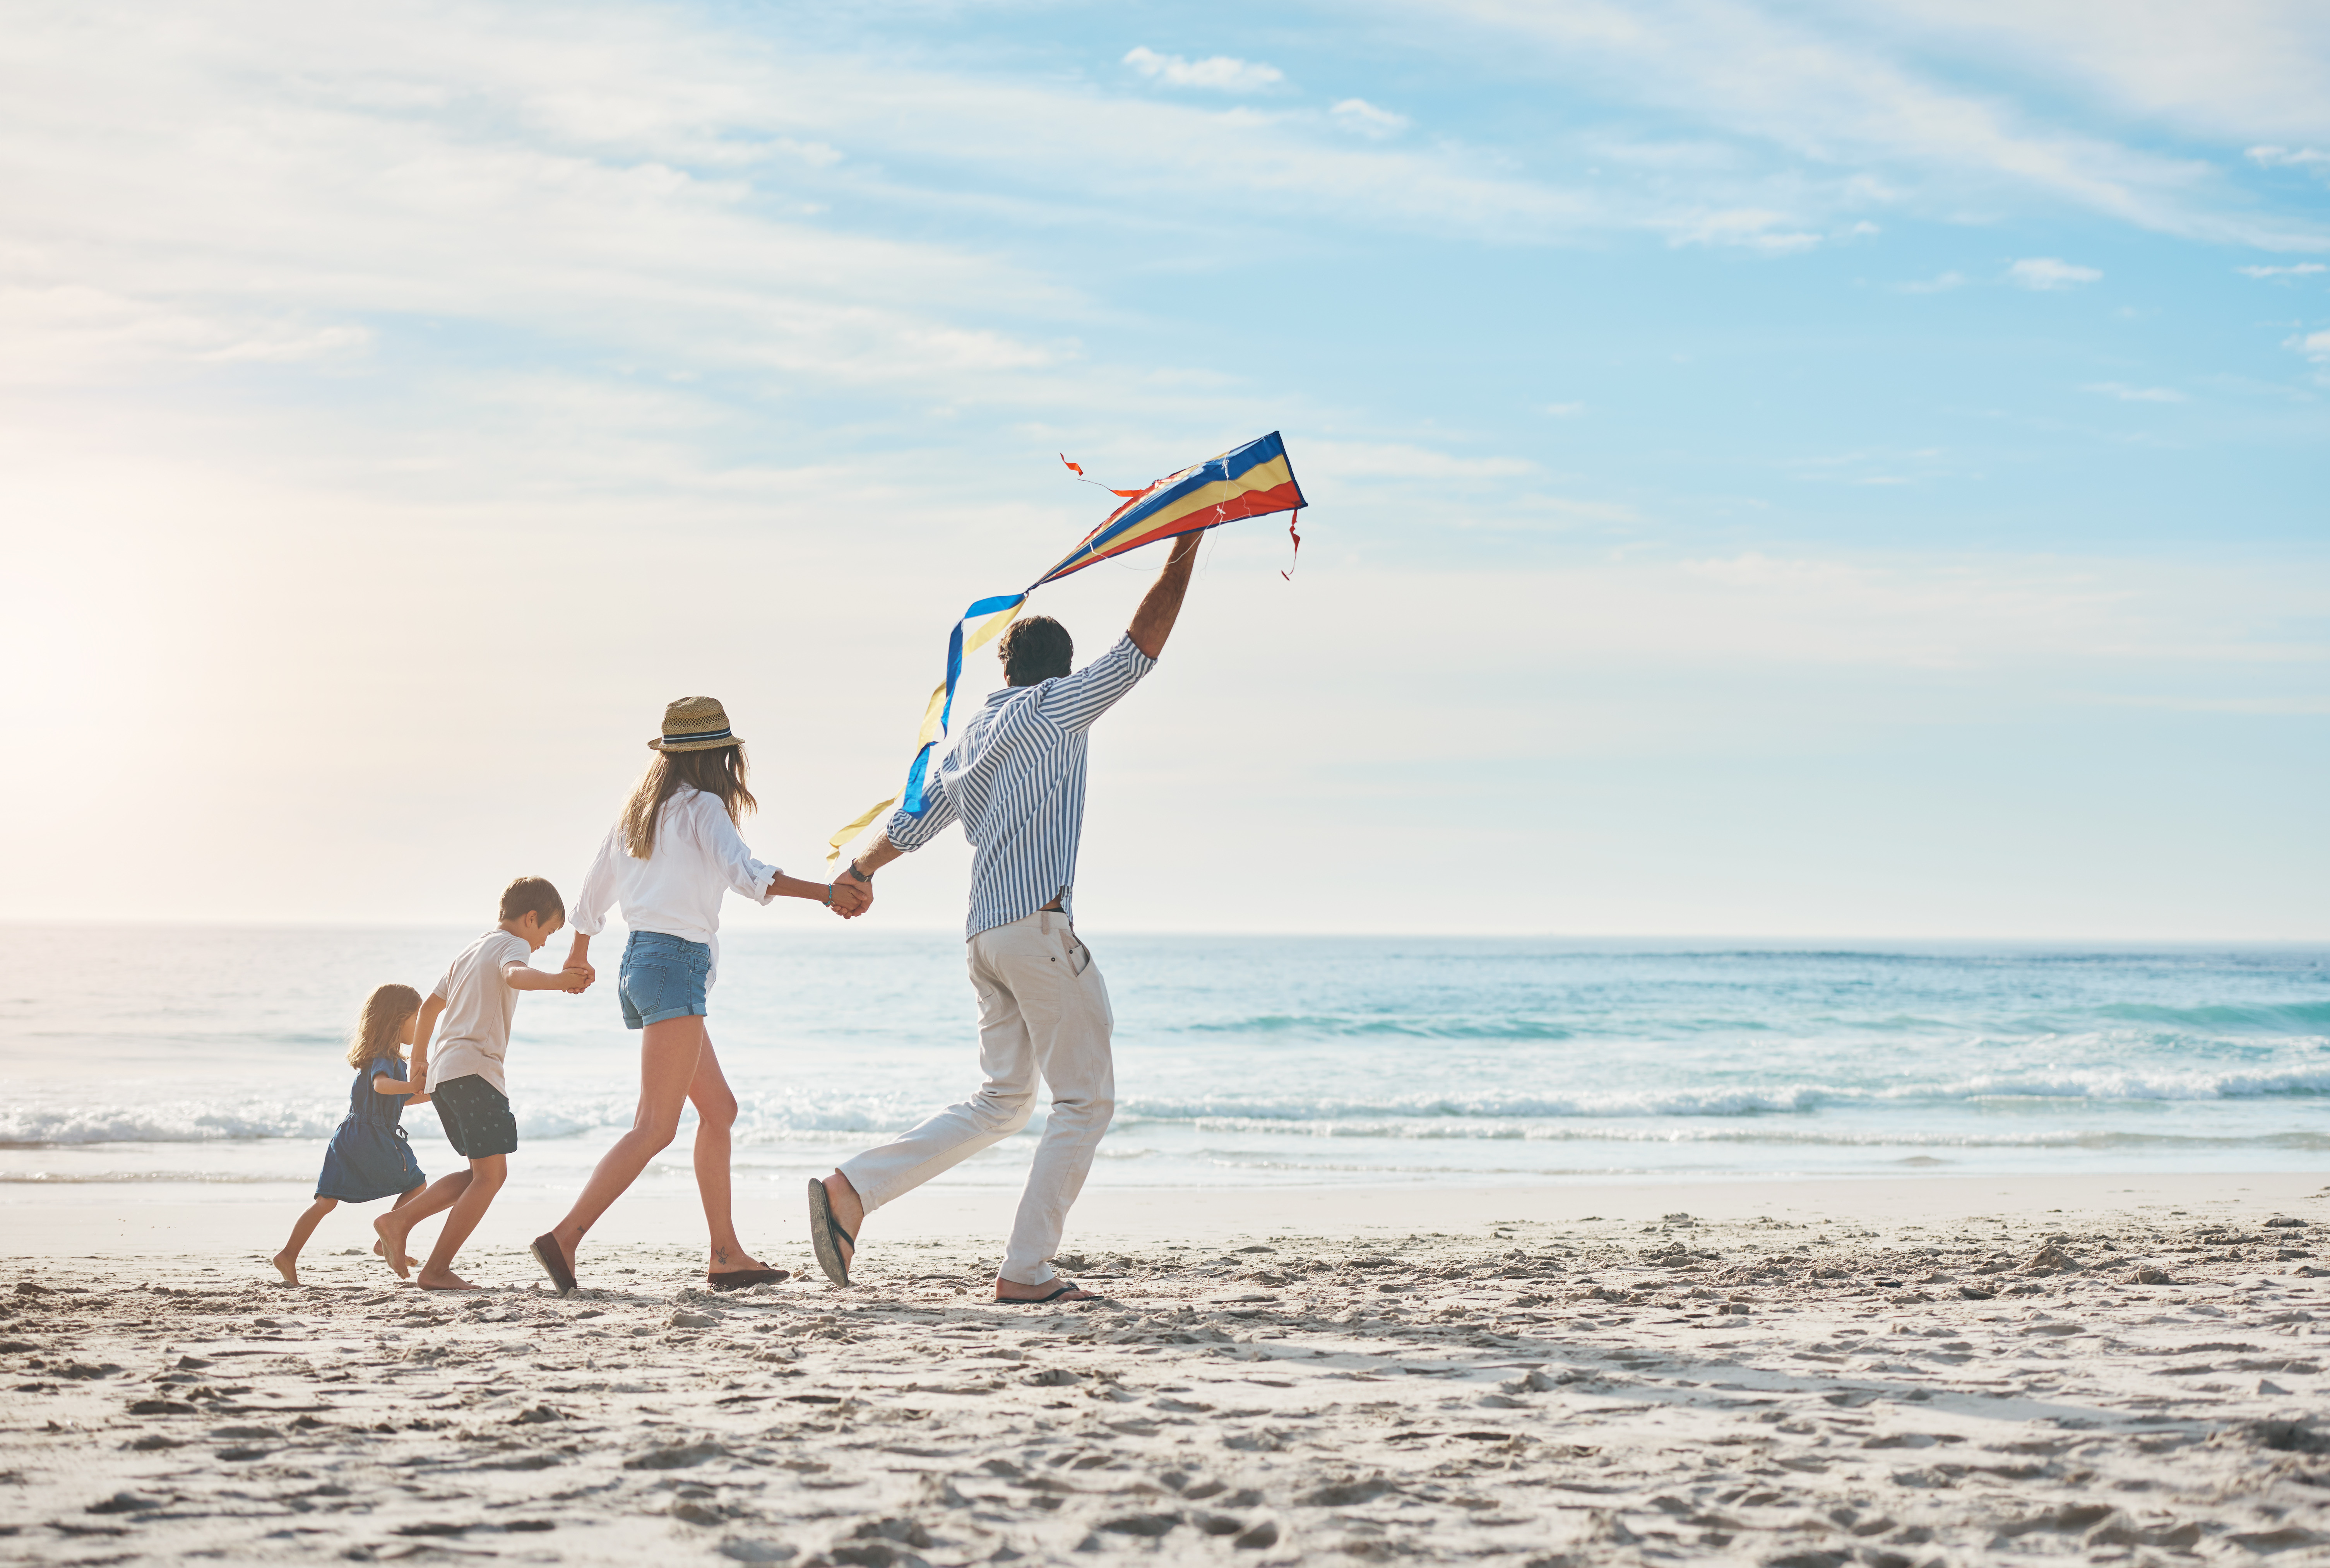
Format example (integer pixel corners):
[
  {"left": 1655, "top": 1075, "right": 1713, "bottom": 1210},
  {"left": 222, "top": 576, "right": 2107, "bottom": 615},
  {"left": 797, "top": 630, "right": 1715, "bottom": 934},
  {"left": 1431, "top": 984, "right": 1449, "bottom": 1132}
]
[{"left": 431, "top": 1074, "right": 518, "bottom": 1159}]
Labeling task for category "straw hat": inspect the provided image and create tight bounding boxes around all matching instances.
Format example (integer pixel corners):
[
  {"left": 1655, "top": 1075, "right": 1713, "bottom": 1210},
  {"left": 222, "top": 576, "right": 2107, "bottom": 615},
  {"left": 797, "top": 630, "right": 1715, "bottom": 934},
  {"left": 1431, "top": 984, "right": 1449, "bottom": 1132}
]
[{"left": 649, "top": 695, "right": 744, "bottom": 752}]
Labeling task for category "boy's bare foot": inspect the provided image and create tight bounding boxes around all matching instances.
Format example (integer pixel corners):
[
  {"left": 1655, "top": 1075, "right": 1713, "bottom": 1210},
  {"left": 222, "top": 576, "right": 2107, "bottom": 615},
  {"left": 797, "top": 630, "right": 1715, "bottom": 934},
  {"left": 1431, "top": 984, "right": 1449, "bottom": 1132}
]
[
  {"left": 372, "top": 1238, "right": 416, "bottom": 1273},
  {"left": 373, "top": 1214, "right": 414, "bottom": 1280},
  {"left": 416, "top": 1266, "right": 480, "bottom": 1291},
  {"left": 270, "top": 1251, "right": 299, "bottom": 1286}
]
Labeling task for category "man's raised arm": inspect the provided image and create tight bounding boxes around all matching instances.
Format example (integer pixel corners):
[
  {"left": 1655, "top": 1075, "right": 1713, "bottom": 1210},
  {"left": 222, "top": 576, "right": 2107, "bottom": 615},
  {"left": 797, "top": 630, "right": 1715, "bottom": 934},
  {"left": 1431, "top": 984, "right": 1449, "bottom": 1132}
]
[{"left": 1128, "top": 533, "right": 1202, "bottom": 659}]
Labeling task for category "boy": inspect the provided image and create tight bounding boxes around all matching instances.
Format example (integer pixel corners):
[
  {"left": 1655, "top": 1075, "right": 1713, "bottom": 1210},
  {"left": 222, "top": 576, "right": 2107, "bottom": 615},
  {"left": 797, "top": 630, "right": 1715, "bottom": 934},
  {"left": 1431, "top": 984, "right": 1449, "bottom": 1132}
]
[{"left": 376, "top": 876, "right": 588, "bottom": 1290}]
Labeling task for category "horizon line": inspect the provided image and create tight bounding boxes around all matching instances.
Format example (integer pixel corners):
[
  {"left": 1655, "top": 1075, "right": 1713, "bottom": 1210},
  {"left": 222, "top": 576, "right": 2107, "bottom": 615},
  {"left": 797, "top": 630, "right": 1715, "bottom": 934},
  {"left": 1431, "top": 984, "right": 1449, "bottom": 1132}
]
[{"left": 0, "top": 918, "right": 2323, "bottom": 950}]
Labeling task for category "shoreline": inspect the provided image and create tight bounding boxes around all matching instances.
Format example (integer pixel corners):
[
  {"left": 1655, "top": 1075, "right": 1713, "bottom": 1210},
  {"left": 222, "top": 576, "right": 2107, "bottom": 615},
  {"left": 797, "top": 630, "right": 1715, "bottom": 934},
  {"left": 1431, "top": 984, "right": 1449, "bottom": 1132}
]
[{"left": 5, "top": 1170, "right": 2320, "bottom": 1263}]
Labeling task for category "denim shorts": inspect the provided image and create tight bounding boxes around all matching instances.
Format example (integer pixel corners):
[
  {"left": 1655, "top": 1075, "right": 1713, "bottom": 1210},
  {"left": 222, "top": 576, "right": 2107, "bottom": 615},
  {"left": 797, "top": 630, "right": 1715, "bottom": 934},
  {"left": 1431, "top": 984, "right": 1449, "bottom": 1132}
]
[{"left": 620, "top": 930, "right": 711, "bottom": 1030}]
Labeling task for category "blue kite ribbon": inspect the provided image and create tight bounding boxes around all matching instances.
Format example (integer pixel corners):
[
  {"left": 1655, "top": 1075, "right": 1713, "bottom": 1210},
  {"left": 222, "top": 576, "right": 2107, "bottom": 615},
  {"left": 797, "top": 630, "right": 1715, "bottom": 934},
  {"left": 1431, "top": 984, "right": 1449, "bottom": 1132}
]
[{"left": 901, "top": 592, "right": 1027, "bottom": 815}]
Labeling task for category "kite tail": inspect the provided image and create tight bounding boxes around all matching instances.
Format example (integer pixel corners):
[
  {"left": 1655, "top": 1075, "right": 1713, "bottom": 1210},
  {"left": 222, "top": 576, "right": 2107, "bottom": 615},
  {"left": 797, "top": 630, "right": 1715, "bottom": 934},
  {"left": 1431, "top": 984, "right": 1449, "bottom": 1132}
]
[
  {"left": 1281, "top": 508, "right": 1303, "bottom": 581},
  {"left": 826, "top": 592, "right": 1026, "bottom": 863},
  {"left": 825, "top": 794, "right": 899, "bottom": 866}
]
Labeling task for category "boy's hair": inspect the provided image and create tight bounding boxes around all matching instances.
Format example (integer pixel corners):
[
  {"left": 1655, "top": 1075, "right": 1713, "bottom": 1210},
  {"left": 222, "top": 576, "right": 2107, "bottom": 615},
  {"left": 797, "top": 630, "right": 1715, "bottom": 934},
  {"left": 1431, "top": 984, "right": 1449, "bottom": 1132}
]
[
  {"left": 1000, "top": 615, "right": 1073, "bottom": 686},
  {"left": 498, "top": 876, "right": 565, "bottom": 925},
  {"left": 622, "top": 746, "right": 757, "bottom": 860},
  {"left": 346, "top": 983, "right": 423, "bottom": 1069}
]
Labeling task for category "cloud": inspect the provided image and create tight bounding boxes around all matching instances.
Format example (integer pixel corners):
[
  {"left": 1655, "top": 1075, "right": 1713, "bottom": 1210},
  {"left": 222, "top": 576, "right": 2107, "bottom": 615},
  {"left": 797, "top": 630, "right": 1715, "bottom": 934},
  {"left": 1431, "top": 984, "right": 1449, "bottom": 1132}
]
[
  {"left": 1540, "top": 402, "right": 1587, "bottom": 416},
  {"left": 2240, "top": 262, "right": 2328, "bottom": 276},
  {"left": 1330, "top": 98, "right": 1409, "bottom": 136},
  {"left": 2008, "top": 257, "right": 2102, "bottom": 289},
  {"left": 0, "top": 1, "right": 1649, "bottom": 423},
  {"left": 2287, "top": 329, "right": 2330, "bottom": 361},
  {"left": 1604, "top": 550, "right": 2330, "bottom": 671},
  {"left": 1897, "top": 270, "right": 1966, "bottom": 293},
  {"left": 1845, "top": 0, "right": 2330, "bottom": 147},
  {"left": 2083, "top": 382, "right": 2186, "bottom": 403},
  {"left": 1122, "top": 46, "right": 1284, "bottom": 92},
  {"left": 1664, "top": 208, "right": 1822, "bottom": 253},
  {"left": 2248, "top": 145, "right": 2330, "bottom": 170},
  {"left": 0, "top": 284, "right": 374, "bottom": 382},
  {"left": 1414, "top": 0, "right": 2330, "bottom": 248}
]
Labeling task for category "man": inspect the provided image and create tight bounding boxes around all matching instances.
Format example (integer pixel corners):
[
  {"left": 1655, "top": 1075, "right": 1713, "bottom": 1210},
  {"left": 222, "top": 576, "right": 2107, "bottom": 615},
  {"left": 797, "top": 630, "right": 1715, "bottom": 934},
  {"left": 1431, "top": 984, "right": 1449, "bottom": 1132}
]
[{"left": 809, "top": 532, "right": 1202, "bottom": 1303}]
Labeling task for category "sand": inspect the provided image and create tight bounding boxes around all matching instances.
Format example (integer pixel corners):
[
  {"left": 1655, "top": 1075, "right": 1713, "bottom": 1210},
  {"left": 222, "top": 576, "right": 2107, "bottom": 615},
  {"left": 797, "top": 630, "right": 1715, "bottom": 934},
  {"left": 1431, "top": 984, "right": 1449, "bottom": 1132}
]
[{"left": 5, "top": 1172, "right": 2330, "bottom": 1566}]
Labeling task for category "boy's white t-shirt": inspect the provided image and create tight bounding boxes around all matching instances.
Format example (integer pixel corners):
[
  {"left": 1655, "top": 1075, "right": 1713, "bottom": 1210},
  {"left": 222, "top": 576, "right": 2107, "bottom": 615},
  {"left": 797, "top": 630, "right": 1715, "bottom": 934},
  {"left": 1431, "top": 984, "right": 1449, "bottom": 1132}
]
[{"left": 426, "top": 929, "right": 532, "bottom": 1096}]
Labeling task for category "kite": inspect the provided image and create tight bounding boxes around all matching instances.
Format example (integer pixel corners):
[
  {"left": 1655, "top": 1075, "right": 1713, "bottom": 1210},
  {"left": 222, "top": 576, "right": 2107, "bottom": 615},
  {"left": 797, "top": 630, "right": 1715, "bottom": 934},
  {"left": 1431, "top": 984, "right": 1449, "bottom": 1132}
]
[{"left": 826, "top": 430, "right": 1306, "bottom": 862}]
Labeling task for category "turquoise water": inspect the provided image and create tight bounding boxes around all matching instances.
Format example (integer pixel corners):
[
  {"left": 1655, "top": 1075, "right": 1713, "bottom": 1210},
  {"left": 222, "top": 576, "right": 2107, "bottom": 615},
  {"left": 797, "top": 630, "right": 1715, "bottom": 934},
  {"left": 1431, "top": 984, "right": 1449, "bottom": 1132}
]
[{"left": 1, "top": 926, "right": 2323, "bottom": 1199}]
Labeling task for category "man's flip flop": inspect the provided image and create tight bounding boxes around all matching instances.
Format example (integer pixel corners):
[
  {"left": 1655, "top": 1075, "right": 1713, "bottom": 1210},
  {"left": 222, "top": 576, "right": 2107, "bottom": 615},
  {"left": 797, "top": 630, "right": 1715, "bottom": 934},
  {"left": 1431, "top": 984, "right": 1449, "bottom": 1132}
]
[
  {"left": 997, "top": 1282, "right": 1098, "bottom": 1304},
  {"left": 806, "top": 1178, "right": 854, "bottom": 1287},
  {"left": 529, "top": 1233, "right": 578, "bottom": 1298},
  {"left": 707, "top": 1268, "right": 789, "bottom": 1291}
]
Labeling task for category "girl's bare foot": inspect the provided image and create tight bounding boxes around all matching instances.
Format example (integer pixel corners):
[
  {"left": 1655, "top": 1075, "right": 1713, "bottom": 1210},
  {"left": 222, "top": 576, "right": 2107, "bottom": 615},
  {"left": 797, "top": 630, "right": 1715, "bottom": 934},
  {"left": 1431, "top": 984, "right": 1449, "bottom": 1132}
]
[
  {"left": 373, "top": 1214, "right": 415, "bottom": 1279},
  {"left": 270, "top": 1251, "right": 299, "bottom": 1286},
  {"left": 415, "top": 1266, "right": 480, "bottom": 1291}
]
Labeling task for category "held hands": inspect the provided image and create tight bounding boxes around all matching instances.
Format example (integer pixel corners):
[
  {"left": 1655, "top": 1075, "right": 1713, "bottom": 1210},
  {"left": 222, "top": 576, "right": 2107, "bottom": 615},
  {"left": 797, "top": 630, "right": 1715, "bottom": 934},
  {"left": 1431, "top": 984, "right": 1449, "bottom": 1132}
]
[{"left": 827, "top": 876, "right": 873, "bottom": 919}]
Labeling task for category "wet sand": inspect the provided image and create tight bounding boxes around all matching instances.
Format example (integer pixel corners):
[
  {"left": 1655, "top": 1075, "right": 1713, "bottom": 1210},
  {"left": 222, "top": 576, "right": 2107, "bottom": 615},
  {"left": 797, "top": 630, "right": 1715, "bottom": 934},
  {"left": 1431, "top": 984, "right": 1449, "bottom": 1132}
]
[{"left": 5, "top": 1174, "right": 2329, "bottom": 1565}]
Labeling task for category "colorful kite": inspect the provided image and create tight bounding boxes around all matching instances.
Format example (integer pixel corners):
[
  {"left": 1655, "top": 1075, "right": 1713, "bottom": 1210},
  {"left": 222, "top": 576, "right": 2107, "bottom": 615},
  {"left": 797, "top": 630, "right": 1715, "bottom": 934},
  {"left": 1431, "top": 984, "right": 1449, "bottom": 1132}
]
[{"left": 827, "top": 430, "right": 1306, "bottom": 861}]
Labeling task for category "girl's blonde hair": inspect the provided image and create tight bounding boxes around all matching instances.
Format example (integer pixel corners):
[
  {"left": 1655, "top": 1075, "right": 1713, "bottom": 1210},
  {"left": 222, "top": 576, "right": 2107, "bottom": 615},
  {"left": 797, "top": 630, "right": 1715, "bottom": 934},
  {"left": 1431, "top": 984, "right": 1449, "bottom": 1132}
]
[
  {"left": 346, "top": 983, "right": 423, "bottom": 1070},
  {"left": 621, "top": 746, "right": 757, "bottom": 859}
]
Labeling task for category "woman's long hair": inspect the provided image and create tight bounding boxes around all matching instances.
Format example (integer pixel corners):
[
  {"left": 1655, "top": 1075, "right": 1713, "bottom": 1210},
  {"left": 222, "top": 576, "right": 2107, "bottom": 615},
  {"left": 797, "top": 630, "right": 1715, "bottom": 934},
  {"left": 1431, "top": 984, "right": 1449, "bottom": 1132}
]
[
  {"left": 622, "top": 745, "right": 757, "bottom": 859},
  {"left": 345, "top": 983, "right": 422, "bottom": 1069}
]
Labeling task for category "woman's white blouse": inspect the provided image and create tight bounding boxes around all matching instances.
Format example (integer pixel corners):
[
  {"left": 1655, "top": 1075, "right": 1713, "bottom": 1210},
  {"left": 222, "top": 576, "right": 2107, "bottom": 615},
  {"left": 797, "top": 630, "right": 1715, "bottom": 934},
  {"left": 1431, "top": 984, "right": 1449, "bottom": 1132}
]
[{"left": 571, "top": 786, "right": 777, "bottom": 984}]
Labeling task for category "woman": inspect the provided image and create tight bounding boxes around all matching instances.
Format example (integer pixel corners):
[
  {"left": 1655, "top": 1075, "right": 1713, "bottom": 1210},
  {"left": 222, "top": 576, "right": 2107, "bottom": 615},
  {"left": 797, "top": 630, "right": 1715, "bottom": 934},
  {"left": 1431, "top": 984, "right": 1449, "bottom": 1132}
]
[{"left": 530, "top": 695, "right": 865, "bottom": 1294}]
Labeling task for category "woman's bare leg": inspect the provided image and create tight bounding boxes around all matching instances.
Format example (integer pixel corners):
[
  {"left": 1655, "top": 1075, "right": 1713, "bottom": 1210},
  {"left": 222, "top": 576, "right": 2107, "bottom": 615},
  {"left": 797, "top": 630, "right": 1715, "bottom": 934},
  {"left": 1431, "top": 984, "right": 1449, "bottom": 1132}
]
[
  {"left": 273, "top": 1198, "right": 336, "bottom": 1284},
  {"left": 543, "top": 1017, "right": 704, "bottom": 1268},
  {"left": 688, "top": 1034, "right": 765, "bottom": 1273}
]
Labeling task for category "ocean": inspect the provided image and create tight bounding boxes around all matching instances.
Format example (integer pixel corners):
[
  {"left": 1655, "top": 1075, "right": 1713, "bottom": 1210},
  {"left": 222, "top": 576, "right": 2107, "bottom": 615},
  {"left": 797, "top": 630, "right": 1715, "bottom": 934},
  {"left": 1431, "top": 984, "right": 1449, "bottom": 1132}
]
[{"left": 2, "top": 926, "right": 2324, "bottom": 1209}]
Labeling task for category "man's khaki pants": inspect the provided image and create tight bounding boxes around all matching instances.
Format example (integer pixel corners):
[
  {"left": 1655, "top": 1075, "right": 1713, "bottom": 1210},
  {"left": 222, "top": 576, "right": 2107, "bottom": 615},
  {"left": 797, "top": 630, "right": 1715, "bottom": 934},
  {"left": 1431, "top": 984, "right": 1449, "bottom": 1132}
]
[{"left": 837, "top": 911, "right": 1114, "bottom": 1285}]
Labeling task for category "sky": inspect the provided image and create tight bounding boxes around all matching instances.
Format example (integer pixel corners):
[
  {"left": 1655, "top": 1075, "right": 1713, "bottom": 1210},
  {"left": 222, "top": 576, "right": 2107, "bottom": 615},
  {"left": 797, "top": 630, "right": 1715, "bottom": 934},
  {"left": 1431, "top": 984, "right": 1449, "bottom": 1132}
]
[{"left": 0, "top": 0, "right": 2323, "bottom": 939}]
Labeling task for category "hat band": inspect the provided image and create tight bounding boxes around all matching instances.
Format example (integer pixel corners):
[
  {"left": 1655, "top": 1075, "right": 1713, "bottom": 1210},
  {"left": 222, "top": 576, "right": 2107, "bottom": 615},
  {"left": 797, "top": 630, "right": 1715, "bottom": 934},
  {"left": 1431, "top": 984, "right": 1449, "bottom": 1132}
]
[{"left": 664, "top": 726, "right": 733, "bottom": 745}]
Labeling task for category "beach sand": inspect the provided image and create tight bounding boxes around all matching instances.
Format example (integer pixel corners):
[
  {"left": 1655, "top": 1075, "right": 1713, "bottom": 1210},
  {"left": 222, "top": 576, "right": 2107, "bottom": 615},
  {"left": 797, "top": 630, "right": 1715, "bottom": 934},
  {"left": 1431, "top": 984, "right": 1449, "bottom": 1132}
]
[{"left": 5, "top": 1172, "right": 2328, "bottom": 1565}]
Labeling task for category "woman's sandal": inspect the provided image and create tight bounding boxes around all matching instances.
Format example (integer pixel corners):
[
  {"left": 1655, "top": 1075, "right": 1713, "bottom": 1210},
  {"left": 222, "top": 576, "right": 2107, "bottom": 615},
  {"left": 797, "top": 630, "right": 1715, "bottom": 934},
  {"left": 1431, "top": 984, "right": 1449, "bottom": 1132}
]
[
  {"left": 806, "top": 1178, "right": 855, "bottom": 1287},
  {"left": 529, "top": 1232, "right": 578, "bottom": 1298},
  {"left": 707, "top": 1268, "right": 789, "bottom": 1291}
]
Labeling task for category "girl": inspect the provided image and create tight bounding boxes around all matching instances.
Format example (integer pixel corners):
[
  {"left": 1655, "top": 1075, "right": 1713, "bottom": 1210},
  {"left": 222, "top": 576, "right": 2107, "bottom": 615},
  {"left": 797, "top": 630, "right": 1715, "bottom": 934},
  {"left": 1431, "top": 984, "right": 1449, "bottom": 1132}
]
[
  {"left": 272, "top": 983, "right": 429, "bottom": 1286},
  {"left": 530, "top": 695, "right": 863, "bottom": 1295}
]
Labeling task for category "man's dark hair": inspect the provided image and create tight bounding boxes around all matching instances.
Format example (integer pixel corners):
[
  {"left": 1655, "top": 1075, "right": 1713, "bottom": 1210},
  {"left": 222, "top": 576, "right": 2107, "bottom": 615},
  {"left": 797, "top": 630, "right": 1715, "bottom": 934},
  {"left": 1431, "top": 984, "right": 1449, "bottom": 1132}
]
[
  {"left": 498, "top": 875, "right": 565, "bottom": 925},
  {"left": 1000, "top": 616, "right": 1073, "bottom": 686}
]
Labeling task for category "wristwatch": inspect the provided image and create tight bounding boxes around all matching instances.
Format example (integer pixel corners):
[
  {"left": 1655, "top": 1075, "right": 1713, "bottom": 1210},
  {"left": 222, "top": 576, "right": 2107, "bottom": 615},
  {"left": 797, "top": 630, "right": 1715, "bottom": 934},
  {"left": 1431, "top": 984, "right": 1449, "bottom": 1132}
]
[{"left": 845, "top": 859, "right": 873, "bottom": 883}]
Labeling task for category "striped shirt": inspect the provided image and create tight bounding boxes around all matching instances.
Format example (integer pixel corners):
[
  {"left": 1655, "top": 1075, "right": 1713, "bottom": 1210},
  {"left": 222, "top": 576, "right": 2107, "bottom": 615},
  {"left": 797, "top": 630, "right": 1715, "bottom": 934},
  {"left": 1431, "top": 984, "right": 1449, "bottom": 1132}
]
[{"left": 887, "top": 633, "right": 1158, "bottom": 938}]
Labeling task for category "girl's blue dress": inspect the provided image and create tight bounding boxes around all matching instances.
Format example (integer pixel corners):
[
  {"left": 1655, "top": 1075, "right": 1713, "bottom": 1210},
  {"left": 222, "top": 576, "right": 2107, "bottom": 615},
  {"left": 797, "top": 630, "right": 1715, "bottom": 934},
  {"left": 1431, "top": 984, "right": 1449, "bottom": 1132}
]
[{"left": 314, "top": 1056, "right": 426, "bottom": 1202}]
